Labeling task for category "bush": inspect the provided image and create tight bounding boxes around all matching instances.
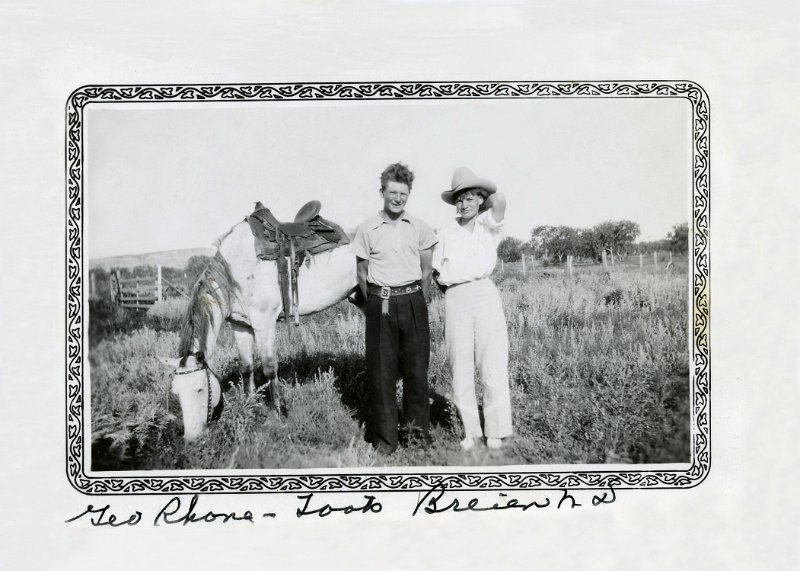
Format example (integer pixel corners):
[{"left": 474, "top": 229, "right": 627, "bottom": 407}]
[
  {"left": 88, "top": 299, "right": 150, "bottom": 348},
  {"left": 147, "top": 297, "right": 189, "bottom": 331}
]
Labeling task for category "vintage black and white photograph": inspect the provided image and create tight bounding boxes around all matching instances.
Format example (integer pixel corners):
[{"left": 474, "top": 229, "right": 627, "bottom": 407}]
[
  {"left": 69, "top": 82, "right": 708, "bottom": 492},
  {"left": 6, "top": 0, "right": 800, "bottom": 567}
]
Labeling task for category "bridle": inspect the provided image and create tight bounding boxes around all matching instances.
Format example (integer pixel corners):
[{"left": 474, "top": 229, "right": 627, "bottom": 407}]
[{"left": 173, "top": 357, "right": 224, "bottom": 424}]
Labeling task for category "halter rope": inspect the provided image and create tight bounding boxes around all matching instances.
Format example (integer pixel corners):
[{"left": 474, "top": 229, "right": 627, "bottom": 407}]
[{"left": 173, "top": 358, "right": 222, "bottom": 424}]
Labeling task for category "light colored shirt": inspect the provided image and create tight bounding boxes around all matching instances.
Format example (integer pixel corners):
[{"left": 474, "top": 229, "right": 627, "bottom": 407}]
[
  {"left": 353, "top": 211, "right": 438, "bottom": 286},
  {"left": 432, "top": 210, "right": 505, "bottom": 286}
]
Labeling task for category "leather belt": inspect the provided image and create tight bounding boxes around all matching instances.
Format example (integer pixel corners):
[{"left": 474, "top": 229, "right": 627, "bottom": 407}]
[
  {"left": 367, "top": 282, "right": 422, "bottom": 298},
  {"left": 441, "top": 277, "right": 488, "bottom": 293}
]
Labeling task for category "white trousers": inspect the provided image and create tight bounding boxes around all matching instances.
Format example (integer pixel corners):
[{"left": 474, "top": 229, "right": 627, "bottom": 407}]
[{"left": 444, "top": 278, "right": 512, "bottom": 439}]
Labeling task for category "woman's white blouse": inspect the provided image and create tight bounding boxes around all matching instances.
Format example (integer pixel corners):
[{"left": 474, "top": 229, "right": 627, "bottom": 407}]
[{"left": 432, "top": 211, "right": 505, "bottom": 286}]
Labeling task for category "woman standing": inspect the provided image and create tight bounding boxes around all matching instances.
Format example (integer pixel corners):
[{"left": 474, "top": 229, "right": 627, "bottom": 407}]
[{"left": 433, "top": 167, "right": 512, "bottom": 450}]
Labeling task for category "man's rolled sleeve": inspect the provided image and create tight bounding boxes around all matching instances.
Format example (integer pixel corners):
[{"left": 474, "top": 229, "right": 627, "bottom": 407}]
[
  {"left": 352, "top": 225, "right": 371, "bottom": 260},
  {"left": 478, "top": 210, "right": 505, "bottom": 231},
  {"left": 417, "top": 221, "right": 438, "bottom": 251}
]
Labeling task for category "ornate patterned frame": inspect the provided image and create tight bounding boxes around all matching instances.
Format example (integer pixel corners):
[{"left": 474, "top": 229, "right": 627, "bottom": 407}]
[{"left": 66, "top": 81, "right": 710, "bottom": 494}]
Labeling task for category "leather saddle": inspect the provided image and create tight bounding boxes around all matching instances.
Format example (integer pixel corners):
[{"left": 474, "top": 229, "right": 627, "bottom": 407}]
[{"left": 246, "top": 200, "right": 350, "bottom": 324}]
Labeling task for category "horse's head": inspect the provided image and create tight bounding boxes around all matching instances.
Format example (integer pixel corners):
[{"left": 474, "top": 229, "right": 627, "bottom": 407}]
[{"left": 158, "top": 352, "right": 223, "bottom": 443}]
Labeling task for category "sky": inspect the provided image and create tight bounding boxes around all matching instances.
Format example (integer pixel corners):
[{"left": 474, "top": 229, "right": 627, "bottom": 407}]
[{"left": 85, "top": 97, "right": 690, "bottom": 259}]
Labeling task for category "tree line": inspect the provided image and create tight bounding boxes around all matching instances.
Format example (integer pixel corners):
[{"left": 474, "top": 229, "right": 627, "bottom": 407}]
[{"left": 497, "top": 221, "right": 689, "bottom": 263}]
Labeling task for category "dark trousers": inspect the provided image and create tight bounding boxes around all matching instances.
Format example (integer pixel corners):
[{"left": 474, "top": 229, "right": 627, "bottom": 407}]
[{"left": 365, "top": 290, "right": 430, "bottom": 453}]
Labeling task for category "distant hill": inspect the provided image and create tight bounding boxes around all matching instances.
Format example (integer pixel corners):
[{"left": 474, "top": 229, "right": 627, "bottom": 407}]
[{"left": 89, "top": 247, "right": 215, "bottom": 271}]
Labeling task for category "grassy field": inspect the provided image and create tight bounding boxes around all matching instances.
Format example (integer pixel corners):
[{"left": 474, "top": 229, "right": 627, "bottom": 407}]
[{"left": 89, "top": 256, "right": 690, "bottom": 470}]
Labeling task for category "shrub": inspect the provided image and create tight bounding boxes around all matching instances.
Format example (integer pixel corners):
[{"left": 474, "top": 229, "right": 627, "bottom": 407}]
[{"left": 147, "top": 297, "right": 189, "bottom": 331}]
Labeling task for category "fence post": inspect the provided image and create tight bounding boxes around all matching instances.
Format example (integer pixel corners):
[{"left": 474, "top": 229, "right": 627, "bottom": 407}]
[
  {"left": 567, "top": 255, "right": 573, "bottom": 277},
  {"left": 157, "top": 265, "right": 163, "bottom": 302},
  {"left": 639, "top": 252, "right": 643, "bottom": 268},
  {"left": 653, "top": 251, "right": 658, "bottom": 266},
  {"left": 521, "top": 255, "right": 526, "bottom": 275},
  {"left": 602, "top": 250, "right": 608, "bottom": 270},
  {"left": 110, "top": 270, "right": 120, "bottom": 304},
  {"left": 669, "top": 251, "right": 673, "bottom": 264},
  {"left": 610, "top": 246, "right": 615, "bottom": 265}
]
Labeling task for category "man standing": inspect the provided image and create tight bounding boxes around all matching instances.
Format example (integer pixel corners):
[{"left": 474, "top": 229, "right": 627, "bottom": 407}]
[{"left": 352, "top": 162, "right": 437, "bottom": 455}]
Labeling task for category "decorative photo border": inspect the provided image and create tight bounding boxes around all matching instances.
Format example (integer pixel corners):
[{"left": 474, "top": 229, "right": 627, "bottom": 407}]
[{"left": 66, "top": 81, "right": 709, "bottom": 494}]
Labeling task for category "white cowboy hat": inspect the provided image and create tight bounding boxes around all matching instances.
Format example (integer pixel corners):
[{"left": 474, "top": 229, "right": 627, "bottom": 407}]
[{"left": 440, "top": 166, "right": 497, "bottom": 205}]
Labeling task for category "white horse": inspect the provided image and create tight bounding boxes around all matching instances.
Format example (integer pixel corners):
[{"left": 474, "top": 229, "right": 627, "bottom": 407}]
[{"left": 159, "top": 220, "right": 359, "bottom": 442}]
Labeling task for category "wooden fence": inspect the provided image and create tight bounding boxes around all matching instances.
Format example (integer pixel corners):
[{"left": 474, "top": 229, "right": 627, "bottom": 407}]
[
  {"left": 108, "top": 265, "right": 190, "bottom": 309},
  {"left": 500, "top": 250, "right": 679, "bottom": 277}
]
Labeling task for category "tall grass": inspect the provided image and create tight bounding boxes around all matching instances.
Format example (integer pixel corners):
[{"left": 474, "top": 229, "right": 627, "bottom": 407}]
[
  {"left": 90, "top": 261, "right": 690, "bottom": 469},
  {"left": 90, "top": 327, "right": 181, "bottom": 469}
]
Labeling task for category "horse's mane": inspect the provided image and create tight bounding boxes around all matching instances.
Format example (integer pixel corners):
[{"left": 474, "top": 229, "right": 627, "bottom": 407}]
[
  {"left": 212, "top": 221, "right": 241, "bottom": 249},
  {"left": 177, "top": 251, "right": 237, "bottom": 359}
]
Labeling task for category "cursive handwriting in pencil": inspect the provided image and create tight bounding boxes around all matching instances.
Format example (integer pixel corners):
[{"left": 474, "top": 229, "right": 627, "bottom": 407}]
[
  {"left": 65, "top": 504, "right": 142, "bottom": 527},
  {"left": 413, "top": 483, "right": 617, "bottom": 515},
  {"left": 296, "top": 493, "right": 383, "bottom": 518},
  {"left": 153, "top": 495, "right": 255, "bottom": 526},
  {"left": 592, "top": 485, "right": 617, "bottom": 506},
  {"left": 412, "top": 483, "right": 551, "bottom": 516}
]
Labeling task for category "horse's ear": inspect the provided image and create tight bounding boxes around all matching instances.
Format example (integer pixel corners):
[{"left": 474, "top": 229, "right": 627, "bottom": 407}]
[
  {"left": 158, "top": 356, "right": 181, "bottom": 369},
  {"left": 195, "top": 351, "right": 206, "bottom": 365}
]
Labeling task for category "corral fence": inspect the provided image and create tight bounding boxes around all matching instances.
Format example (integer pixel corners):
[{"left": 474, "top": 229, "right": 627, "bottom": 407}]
[
  {"left": 102, "top": 265, "right": 191, "bottom": 309},
  {"left": 500, "top": 250, "right": 679, "bottom": 276}
]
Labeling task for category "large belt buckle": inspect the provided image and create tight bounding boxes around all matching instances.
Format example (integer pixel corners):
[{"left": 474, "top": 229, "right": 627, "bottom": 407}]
[{"left": 379, "top": 286, "right": 391, "bottom": 300}]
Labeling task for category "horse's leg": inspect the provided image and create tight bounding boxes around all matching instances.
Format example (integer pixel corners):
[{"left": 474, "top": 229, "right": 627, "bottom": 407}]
[
  {"left": 231, "top": 323, "right": 256, "bottom": 394},
  {"left": 252, "top": 311, "right": 282, "bottom": 412}
]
